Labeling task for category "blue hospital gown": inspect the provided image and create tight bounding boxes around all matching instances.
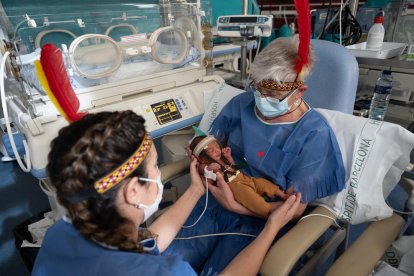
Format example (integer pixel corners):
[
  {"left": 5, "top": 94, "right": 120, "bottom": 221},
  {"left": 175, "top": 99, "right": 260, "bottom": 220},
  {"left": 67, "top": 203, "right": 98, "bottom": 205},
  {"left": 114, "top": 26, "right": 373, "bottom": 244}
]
[
  {"left": 32, "top": 220, "right": 197, "bottom": 276},
  {"left": 210, "top": 92, "right": 345, "bottom": 203},
  {"left": 163, "top": 92, "right": 345, "bottom": 274}
]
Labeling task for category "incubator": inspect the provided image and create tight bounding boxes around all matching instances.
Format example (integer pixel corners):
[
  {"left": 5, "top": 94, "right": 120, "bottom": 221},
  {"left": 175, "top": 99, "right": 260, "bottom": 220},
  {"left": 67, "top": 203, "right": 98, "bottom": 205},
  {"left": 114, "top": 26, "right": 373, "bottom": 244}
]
[{"left": 0, "top": 1, "right": 221, "bottom": 179}]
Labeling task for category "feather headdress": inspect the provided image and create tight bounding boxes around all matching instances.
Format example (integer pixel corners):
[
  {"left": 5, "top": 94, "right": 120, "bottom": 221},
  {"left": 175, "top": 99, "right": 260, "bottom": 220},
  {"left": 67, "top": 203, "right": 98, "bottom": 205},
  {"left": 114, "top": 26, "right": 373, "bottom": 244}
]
[
  {"left": 294, "top": 0, "right": 311, "bottom": 81},
  {"left": 37, "top": 44, "right": 86, "bottom": 123}
]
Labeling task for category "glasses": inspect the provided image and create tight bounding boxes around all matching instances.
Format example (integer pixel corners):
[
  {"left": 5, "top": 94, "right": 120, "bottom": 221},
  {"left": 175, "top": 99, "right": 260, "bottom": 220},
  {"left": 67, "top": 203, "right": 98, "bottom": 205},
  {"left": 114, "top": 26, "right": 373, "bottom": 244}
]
[{"left": 249, "top": 81, "right": 296, "bottom": 102}]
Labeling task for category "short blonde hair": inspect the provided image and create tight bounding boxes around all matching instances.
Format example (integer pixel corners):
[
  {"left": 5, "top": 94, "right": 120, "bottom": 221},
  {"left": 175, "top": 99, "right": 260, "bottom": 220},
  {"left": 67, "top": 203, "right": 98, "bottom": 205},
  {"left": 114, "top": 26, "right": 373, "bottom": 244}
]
[{"left": 250, "top": 35, "right": 316, "bottom": 83}]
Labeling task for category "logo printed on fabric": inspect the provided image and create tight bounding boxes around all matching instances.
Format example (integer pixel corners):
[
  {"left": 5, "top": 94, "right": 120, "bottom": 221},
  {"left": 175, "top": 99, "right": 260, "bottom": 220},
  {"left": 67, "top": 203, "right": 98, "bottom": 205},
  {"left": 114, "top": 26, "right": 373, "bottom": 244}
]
[
  {"left": 339, "top": 119, "right": 382, "bottom": 223},
  {"left": 207, "top": 84, "right": 225, "bottom": 126}
]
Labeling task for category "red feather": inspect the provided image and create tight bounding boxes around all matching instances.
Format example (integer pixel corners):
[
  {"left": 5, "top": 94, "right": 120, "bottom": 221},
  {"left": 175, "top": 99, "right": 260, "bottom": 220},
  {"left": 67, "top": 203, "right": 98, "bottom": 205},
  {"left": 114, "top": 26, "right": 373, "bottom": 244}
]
[
  {"left": 40, "top": 44, "right": 87, "bottom": 122},
  {"left": 294, "top": 0, "right": 311, "bottom": 80}
]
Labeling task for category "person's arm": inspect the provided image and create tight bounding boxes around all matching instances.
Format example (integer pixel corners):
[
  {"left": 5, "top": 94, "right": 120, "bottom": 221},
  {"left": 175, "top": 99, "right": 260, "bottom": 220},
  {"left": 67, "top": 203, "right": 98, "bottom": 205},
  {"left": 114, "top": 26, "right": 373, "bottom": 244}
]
[
  {"left": 149, "top": 158, "right": 205, "bottom": 253},
  {"left": 220, "top": 193, "right": 302, "bottom": 275},
  {"left": 270, "top": 201, "right": 307, "bottom": 220}
]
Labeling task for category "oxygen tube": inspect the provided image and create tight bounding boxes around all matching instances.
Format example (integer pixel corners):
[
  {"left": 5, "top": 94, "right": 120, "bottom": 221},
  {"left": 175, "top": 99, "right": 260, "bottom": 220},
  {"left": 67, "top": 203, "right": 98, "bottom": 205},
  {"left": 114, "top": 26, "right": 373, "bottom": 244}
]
[{"left": 0, "top": 51, "right": 31, "bottom": 172}]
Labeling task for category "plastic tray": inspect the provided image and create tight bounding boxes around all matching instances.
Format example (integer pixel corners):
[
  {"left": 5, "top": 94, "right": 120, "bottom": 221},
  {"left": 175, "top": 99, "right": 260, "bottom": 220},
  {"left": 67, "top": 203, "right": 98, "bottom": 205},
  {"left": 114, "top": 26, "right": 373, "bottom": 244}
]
[{"left": 346, "top": 42, "right": 407, "bottom": 59}]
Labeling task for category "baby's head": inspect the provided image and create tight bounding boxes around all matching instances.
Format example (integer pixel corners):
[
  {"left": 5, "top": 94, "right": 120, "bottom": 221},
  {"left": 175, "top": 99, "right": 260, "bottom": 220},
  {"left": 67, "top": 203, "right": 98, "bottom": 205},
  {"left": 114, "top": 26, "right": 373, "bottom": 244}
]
[{"left": 189, "top": 135, "right": 222, "bottom": 162}]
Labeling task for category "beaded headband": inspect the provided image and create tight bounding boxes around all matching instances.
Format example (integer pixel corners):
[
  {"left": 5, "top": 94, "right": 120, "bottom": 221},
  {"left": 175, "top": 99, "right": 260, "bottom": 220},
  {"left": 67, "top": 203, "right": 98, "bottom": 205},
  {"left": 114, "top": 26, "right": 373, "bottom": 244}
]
[
  {"left": 257, "top": 79, "right": 304, "bottom": 91},
  {"left": 94, "top": 132, "right": 153, "bottom": 193}
]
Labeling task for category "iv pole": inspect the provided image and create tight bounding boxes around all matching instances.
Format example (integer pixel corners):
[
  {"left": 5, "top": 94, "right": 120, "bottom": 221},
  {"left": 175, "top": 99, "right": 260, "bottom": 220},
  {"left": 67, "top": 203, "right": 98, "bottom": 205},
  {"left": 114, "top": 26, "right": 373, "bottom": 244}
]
[
  {"left": 240, "top": 0, "right": 249, "bottom": 82},
  {"left": 231, "top": 0, "right": 250, "bottom": 88}
]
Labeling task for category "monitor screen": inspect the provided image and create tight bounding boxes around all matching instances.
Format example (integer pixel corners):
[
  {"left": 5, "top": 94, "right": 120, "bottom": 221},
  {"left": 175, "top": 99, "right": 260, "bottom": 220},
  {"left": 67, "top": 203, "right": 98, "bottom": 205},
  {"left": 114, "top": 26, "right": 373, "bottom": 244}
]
[
  {"left": 151, "top": 99, "right": 182, "bottom": 125},
  {"left": 229, "top": 16, "right": 258, "bottom": 23}
]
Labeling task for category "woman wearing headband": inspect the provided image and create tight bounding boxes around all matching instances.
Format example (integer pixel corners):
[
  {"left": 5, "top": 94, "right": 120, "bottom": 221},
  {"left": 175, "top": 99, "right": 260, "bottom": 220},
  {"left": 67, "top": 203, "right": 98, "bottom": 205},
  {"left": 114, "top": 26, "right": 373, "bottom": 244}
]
[
  {"left": 210, "top": 35, "right": 345, "bottom": 208},
  {"left": 165, "top": 36, "right": 346, "bottom": 273},
  {"left": 32, "top": 110, "right": 301, "bottom": 275}
]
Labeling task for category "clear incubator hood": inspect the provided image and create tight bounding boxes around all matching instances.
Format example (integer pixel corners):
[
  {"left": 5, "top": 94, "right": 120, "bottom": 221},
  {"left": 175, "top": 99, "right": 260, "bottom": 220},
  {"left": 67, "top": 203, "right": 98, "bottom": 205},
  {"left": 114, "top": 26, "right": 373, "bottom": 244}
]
[{"left": 0, "top": 0, "right": 219, "bottom": 178}]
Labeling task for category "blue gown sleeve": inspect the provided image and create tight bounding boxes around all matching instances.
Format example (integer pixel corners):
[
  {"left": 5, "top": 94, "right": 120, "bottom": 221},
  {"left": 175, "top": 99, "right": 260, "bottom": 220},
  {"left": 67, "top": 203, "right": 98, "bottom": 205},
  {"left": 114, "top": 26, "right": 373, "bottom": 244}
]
[{"left": 286, "top": 127, "right": 345, "bottom": 203}]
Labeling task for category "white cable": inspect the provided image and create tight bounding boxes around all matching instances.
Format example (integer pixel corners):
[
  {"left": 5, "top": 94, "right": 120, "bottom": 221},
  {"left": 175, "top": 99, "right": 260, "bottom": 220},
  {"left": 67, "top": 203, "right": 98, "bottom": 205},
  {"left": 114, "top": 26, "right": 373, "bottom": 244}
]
[
  {"left": 180, "top": 175, "right": 258, "bottom": 239},
  {"left": 299, "top": 214, "right": 341, "bottom": 228},
  {"left": 283, "top": 8, "right": 288, "bottom": 25},
  {"left": 386, "top": 200, "right": 414, "bottom": 215},
  {"left": 256, "top": 35, "right": 262, "bottom": 58},
  {"left": 339, "top": 0, "right": 343, "bottom": 45},
  {"left": 175, "top": 232, "right": 257, "bottom": 240},
  {"left": 182, "top": 176, "right": 209, "bottom": 228},
  {"left": 0, "top": 51, "right": 31, "bottom": 172}
]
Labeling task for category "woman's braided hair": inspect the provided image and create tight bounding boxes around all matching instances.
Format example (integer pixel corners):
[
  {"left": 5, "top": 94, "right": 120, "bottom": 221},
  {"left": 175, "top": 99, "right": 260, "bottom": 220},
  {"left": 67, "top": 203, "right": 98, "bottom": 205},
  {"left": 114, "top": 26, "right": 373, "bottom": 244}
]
[{"left": 47, "top": 110, "right": 153, "bottom": 252}]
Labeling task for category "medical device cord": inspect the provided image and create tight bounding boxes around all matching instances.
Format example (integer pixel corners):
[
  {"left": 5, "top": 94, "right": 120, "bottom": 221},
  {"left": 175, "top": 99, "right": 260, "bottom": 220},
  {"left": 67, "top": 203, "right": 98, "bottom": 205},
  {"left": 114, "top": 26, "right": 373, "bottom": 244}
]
[
  {"left": 177, "top": 174, "right": 258, "bottom": 240},
  {"left": 320, "top": 0, "right": 333, "bottom": 39},
  {"left": 182, "top": 176, "right": 209, "bottom": 228},
  {"left": 175, "top": 232, "right": 257, "bottom": 240},
  {"left": 331, "top": 5, "right": 362, "bottom": 46},
  {"left": 299, "top": 214, "right": 342, "bottom": 229},
  {"left": 0, "top": 51, "right": 31, "bottom": 172}
]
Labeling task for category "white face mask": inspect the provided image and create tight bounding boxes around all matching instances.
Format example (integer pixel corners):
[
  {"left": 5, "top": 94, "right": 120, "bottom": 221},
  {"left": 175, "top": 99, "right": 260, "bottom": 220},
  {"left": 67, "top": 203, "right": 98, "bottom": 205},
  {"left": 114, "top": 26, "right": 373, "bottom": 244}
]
[{"left": 137, "top": 172, "right": 164, "bottom": 222}]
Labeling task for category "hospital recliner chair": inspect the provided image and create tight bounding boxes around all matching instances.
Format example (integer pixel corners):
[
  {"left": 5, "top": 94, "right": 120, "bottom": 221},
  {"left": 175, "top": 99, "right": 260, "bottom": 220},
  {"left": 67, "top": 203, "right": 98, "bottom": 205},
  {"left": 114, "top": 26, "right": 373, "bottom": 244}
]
[{"left": 158, "top": 39, "right": 411, "bottom": 275}]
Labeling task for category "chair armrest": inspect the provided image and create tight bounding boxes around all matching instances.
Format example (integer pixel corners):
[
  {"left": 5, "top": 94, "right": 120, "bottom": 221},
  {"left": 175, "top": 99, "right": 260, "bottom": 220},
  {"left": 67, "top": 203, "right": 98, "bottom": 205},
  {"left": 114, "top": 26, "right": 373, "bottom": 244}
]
[
  {"left": 159, "top": 158, "right": 190, "bottom": 183},
  {"left": 260, "top": 206, "right": 336, "bottom": 276},
  {"left": 326, "top": 214, "right": 405, "bottom": 276}
]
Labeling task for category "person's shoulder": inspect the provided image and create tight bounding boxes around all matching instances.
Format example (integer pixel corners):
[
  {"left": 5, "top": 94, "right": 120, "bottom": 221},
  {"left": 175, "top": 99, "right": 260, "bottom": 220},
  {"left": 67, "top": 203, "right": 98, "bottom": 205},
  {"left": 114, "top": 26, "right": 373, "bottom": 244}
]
[
  {"left": 107, "top": 251, "right": 197, "bottom": 275},
  {"left": 231, "top": 91, "right": 254, "bottom": 103},
  {"left": 44, "top": 219, "right": 77, "bottom": 240},
  {"left": 223, "top": 91, "right": 253, "bottom": 107},
  {"left": 301, "top": 108, "right": 332, "bottom": 131}
]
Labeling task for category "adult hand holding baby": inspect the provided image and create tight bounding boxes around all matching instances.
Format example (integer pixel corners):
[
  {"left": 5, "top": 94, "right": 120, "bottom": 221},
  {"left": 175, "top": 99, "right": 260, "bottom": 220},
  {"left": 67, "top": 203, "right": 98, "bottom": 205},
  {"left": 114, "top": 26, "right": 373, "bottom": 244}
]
[{"left": 208, "top": 171, "right": 256, "bottom": 216}]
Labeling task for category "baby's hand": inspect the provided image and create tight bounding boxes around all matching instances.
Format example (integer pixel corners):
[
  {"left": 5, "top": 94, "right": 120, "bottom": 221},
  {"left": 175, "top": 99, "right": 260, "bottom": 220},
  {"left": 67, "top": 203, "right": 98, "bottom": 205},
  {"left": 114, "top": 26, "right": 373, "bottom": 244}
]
[
  {"left": 222, "top": 147, "right": 232, "bottom": 158},
  {"left": 274, "top": 188, "right": 290, "bottom": 201},
  {"left": 285, "top": 186, "right": 295, "bottom": 196},
  {"left": 207, "top": 163, "right": 221, "bottom": 173},
  {"left": 184, "top": 144, "right": 194, "bottom": 158},
  {"left": 222, "top": 147, "right": 235, "bottom": 164}
]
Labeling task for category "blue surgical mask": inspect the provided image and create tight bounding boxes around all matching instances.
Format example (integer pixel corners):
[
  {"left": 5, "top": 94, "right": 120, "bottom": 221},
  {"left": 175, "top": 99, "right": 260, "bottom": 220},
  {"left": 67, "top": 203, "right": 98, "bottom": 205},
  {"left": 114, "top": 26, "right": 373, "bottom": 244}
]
[{"left": 253, "top": 89, "right": 297, "bottom": 118}]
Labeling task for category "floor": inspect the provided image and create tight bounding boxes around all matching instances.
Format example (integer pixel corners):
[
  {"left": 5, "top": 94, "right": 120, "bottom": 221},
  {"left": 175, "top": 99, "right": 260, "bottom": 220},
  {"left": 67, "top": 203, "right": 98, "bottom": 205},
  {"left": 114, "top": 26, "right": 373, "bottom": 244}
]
[{"left": 0, "top": 161, "right": 50, "bottom": 275}]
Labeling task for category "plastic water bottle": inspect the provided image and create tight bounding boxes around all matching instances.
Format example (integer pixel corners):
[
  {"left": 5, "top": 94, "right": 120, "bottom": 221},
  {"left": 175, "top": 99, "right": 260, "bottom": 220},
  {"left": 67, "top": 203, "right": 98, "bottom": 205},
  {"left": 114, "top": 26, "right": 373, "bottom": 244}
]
[
  {"left": 366, "top": 13, "right": 385, "bottom": 51},
  {"left": 369, "top": 70, "right": 393, "bottom": 121}
]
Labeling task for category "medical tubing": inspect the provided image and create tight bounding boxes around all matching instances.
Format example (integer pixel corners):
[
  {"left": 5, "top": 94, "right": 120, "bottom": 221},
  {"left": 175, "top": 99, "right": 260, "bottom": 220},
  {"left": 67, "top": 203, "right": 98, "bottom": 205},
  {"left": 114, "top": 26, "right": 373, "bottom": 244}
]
[
  {"left": 320, "top": 0, "right": 333, "bottom": 39},
  {"left": 317, "top": 0, "right": 350, "bottom": 39},
  {"left": 182, "top": 176, "right": 209, "bottom": 228},
  {"left": 332, "top": 5, "right": 362, "bottom": 45},
  {"left": 174, "top": 232, "right": 257, "bottom": 240},
  {"left": 13, "top": 42, "right": 38, "bottom": 115},
  {"left": 251, "top": 0, "right": 261, "bottom": 14},
  {"left": 299, "top": 214, "right": 341, "bottom": 228},
  {"left": 0, "top": 51, "right": 31, "bottom": 172},
  {"left": 179, "top": 175, "right": 258, "bottom": 239}
]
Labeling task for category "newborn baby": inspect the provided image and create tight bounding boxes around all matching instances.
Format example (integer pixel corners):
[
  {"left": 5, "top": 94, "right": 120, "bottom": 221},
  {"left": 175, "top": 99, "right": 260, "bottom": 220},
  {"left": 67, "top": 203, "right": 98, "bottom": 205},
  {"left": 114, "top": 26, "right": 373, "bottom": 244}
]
[{"left": 189, "top": 135, "right": 288, "bottom": 217}]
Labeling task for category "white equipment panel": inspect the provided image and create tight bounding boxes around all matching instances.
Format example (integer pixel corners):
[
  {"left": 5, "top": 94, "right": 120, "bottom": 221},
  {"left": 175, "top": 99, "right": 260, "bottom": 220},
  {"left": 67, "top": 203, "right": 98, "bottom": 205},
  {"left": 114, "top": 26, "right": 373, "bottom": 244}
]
[{"left": 217, "top": 15, "right": 273, "bottom": 37}]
